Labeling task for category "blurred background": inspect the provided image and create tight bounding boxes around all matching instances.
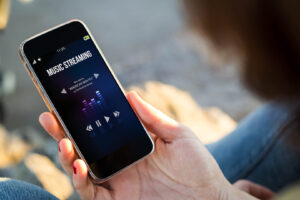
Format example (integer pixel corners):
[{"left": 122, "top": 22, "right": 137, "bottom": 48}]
[{"left": 0, "top": 0, "right": 261, "bottom": 199}]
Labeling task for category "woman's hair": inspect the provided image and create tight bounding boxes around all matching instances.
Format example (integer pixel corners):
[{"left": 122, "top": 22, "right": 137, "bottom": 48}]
[{"left": 184, "top": 0, "right": 300, "bottom": 100}]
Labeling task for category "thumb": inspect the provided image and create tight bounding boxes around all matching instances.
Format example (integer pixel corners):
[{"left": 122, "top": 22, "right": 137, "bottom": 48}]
[{"left": 127, "top": 91, "right": 184, "bottom": 142}]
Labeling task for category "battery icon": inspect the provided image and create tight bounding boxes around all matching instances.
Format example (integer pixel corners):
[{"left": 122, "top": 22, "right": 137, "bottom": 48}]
[{"left": 83, "top": 35, "right": 90, "bottom": 41}]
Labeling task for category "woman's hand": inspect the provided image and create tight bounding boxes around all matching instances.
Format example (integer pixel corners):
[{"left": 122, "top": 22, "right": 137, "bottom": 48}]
[
  {"left": 39, "top": 91, "right": 259, "bottom": 200},
  {"left": 234, "top": 180, "right": 274, "bottom": 200}
]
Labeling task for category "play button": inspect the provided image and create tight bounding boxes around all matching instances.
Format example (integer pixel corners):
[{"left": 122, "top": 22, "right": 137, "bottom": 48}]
[
  {"left": 94, "top": 73, "right": 99, "bottom": 79},
  {"left": 61, "top": 88, "right": 67, "bottom": 94},
  {"left": 104, "top": 116, "right": 110, "bottom": 123}
]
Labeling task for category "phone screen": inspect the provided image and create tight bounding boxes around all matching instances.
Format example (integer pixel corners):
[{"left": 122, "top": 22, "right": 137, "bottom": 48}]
[{"left": 21, "top": 21, "right": 153, "bottom": 180}]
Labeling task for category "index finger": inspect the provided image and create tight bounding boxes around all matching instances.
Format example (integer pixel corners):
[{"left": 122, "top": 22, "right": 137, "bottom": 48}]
[{"left": 39, "top": 112, "right": 65, "bottom": 141}]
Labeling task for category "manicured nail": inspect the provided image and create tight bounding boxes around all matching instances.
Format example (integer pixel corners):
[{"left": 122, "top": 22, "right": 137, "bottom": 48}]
[{"left": 73, "top": 165, "right": 77, "bottom": 175}]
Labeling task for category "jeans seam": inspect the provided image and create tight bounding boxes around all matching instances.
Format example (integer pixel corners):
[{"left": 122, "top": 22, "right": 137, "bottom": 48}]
[{"left": 232, "top": 114, "right": 300, "bottom": 181}]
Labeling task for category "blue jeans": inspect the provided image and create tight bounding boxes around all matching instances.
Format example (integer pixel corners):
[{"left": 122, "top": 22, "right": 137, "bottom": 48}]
[
  {"left": 0, "top": 178, "right": 58, "bottom": 200},
  {"left": 207, "top": 100, "right": 300, "bottom": 192},
  {"left": 1, "top": 101, "right": 300, "bottom": 199}
]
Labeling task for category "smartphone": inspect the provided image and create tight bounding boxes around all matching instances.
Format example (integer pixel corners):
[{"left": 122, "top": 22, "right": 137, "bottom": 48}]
[{"left": 19, "top": 20, "right": 154, "bottom": 183}]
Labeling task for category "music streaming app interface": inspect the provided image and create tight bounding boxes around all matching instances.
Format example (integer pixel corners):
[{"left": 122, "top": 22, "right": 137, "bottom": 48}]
[{"left": 32, "top": 36, "right": 146, "bottom": 164}]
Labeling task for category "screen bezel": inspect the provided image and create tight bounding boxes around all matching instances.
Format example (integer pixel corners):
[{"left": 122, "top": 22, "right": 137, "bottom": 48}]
[{"left": 19, "top": 20, "right": 154, "bottom": 182}]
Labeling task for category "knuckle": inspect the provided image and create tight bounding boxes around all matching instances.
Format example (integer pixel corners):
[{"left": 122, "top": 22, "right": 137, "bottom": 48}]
[{"left": 175, "top": 123, "right": 192, "bottom": 136}]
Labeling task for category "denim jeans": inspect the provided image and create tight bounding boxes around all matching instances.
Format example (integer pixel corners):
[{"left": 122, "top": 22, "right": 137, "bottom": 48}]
[
  {"left": 1, "top": 101, "right": 300, "bottom": 199},
  {"left": 207, "top": 100, "right": 300, "bottom": 192},
  {"left": 0, "top": 178, "right": 58, "bottom": 200}
]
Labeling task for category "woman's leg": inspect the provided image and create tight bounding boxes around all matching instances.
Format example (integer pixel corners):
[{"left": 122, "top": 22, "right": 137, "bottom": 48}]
[
  {"left": 0, "top": 178, "right": 58, "bottom": 200},
  {"left": 207, "top": 101, "right": 300, "bottom": 192}
]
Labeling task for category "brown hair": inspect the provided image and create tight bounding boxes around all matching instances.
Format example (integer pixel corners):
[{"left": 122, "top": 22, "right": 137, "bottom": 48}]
[{"left": 184, "top": 0, "right": 300, "bottom": 100}]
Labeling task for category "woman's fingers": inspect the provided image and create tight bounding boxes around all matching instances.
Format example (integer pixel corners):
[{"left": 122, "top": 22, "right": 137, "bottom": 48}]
[
  {"left": 72, "top": 160, "right": 113, "bottom": 200},
  {"left": 127, "top": 91, "right": 185, "bottom": 142},
  {"left": 58, "top": 138, "right": 77, "bottom": 176},
  {"left": 72, "top": 159, "right": 95, "bottom": 200},
  {"left": 39, "top": 112, "right": 65, "bottom": 141},
  {"left": 59, "top": 140, "right": 112, "bottom": 199}
]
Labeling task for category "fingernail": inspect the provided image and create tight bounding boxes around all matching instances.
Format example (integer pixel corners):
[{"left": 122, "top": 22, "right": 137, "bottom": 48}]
[
  {"left": 73, "top": 165, "right": 77, "bottom": 175},
  {"left": 39, "top": 113, "right": 49, "bottom": 124}
]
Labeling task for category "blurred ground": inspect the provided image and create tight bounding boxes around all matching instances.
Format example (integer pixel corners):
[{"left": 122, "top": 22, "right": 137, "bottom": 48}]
[{"left": 0, "top": 0, "right": 262, "bottom": 199}]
